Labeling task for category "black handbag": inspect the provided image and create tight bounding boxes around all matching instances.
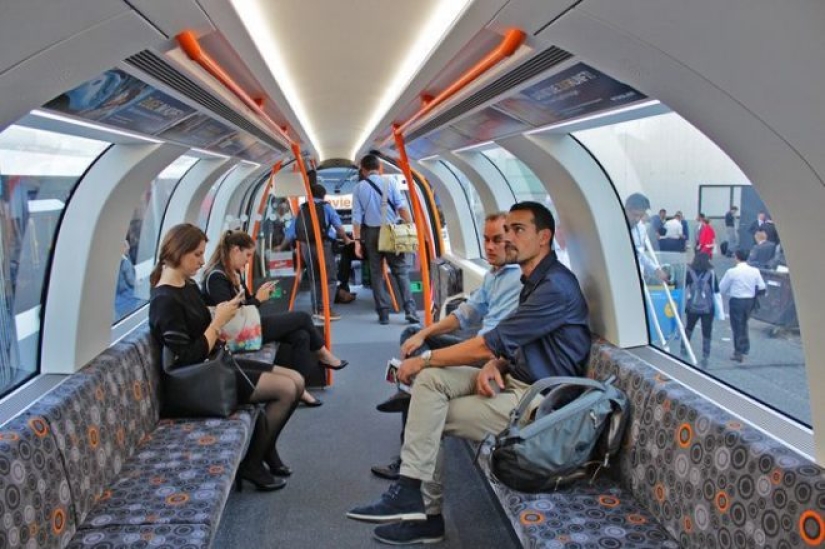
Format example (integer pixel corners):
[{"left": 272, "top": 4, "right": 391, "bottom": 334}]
[{"left": 162, "top": 343, "right": 238, "bottom": 418}]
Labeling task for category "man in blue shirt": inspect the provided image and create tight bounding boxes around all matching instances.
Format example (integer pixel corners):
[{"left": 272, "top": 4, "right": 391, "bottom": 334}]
[
  {"left": 290, "top": 182, "right": 351, "bottom": 320},
  {"left": 352, "top": 154, "right": 418, "bottom": 325},
  {"left": 371, "top": 212, "right": 522, "bottom": 480},
  {"left": 347, "top": 202, "right": 591, "bottom": 545}
]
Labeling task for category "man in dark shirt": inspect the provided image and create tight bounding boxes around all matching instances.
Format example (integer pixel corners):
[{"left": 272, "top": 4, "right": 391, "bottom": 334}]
[{"left": 347, "top": 202, "right": 591, "bottom": 545}]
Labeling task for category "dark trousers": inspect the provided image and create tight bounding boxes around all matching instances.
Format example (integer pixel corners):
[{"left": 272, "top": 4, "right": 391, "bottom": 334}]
[
  {"left": 260, "top": 311, "right": 324, "bottom": 379},
  {"left": 728, "top": 297, "right": 755, "bottom": 356},
  {"left": 300, "top": 241, "right": 336, "bottom": 314},
  {"left": 362, "top": 225, "right": 415, "bottom": 316},
  {"left": 337, "top": 241, "right": 356, "bottom": 291},
  {"left": 684, "top": 312, "right": 713, "bottom": 358}
]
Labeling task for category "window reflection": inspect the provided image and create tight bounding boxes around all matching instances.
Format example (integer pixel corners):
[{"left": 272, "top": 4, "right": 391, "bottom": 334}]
[
  {"left": 114, "top": 155, "right": 198, "bottom": 323},
  {"left": 0, "top": 125, "right": 109, "bottom": 396},
  {"left": 573, "top": 112, "right": 808, "bottom": 425},
  {"left": 478, "top": 146, "right": 550, "bottom": 205}
]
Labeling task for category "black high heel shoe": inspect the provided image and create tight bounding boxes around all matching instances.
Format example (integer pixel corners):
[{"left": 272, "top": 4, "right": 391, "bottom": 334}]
[
  {"left": 301, "top": 395, "right": 323, "bottom": 407},
  {"left": 238, "top": 461, "right": 286, "bottom": 491},
  {"left": 265, "top": 454, "right": 293, "bottom": 477},
  {"left": 320, "top": 359, "right": 348, "bottom": 370}
]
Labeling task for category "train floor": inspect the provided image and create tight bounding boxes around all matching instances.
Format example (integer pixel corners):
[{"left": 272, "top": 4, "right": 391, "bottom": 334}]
[{"left": 213, "top": 285, "right": 520, "bottom": 548}]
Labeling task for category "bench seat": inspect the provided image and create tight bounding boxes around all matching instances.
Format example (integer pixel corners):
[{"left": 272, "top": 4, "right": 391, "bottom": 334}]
[{"left": 478, "top": 338, "right": 825, "bottom": 549}]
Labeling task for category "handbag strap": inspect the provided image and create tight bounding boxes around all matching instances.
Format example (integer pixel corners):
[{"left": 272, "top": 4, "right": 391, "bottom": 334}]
[{"left": 364, "top": 176, "right": 397, "bottom": 217}]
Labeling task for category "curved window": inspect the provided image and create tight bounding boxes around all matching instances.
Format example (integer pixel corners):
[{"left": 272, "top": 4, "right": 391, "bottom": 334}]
[
  {"left": 438, "top": 160, "right": 483, "bottom": 256},
  {"left": 0, "top": 125, "right": 109, "bottom": 397},
  {"left": 114, "top": 155, "right": 198, "bottom": 324},
  {"left": 573, "top": 112, "right": 809, "bottom": 425},
  {"left": 478, "top": 146, "right": 551, "bottom": 205}
]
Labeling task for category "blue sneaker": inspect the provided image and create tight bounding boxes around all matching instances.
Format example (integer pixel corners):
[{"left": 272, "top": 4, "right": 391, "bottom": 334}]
[
  {"left": 373, "top": 515, "right": 445, "bottom": 545},
  {"left": 405, "top": 311, "right": 420, "bottom": 324},
  {"left": 346, "top": 483, "right": 426, "bottom": 523}
]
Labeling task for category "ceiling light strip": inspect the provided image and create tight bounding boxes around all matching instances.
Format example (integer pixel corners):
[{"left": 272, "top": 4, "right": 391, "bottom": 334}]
[
  {"left": 176, "top": 30, "right": 293, "bottom": 150},
  {"left": 381, "top": 28, "right": 526, "bottom": 148}
]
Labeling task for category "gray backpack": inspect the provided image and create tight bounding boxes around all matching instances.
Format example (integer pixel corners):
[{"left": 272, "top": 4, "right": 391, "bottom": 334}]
[{"left": 485, "top": 376, "right": 628, "bottom": 493}]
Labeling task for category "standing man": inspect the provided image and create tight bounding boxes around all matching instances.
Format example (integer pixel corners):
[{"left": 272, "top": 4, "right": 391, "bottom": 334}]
[
  {"left": 649, "top": 208, "right": 667, "bottom": 250},
  {"left": 624, "top": 193, "right": 668, "bottom": 281},
  {"left": 353, "top": 154, "right": 419, "bottom": 325},
  {"left": 719, "top": 249, "right": 766, "bottom": 363},
  {"left": 747, "top": 230, "right": 777, "bottom": 269},
  {"left": 724, "top": 205, "right": 738, "bottom": 256},
  {"left": 347, "top": 202, "right": 591, "bottom": 545}
]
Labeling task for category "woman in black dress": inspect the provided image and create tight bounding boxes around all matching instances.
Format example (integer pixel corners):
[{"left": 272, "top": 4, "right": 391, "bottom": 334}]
[
  {"left": 149, "top": 223, "right": 299, "bottom": 491},
  {"left": 202, "top": 230, "right": 348, "bottom": 406}
]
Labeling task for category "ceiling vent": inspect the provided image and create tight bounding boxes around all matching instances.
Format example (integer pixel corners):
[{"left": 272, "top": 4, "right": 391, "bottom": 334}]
[
  {"left": 407, "top": 46, "right": 573, "bottom": 142},
  {"left": 125, "top": 50, "right": 286, "bottom": 152}
]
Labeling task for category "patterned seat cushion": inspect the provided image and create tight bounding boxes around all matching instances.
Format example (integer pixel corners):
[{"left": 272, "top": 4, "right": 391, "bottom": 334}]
[
  {"left": 0, "top": 415, "right": 77, "bottom": 549},
  {"left": 122, "top": 328, "right": 162, "bottom": 424},
  {"left": 78, "top": 417, "right": 250, "bottom": 529},
  {"left": 67, "top": 524, "right": 210, "bottom": 549}
]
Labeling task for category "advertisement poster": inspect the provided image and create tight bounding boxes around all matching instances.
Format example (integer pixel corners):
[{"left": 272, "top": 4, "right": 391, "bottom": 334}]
[
  {"left": 496, "top": 62, "right": 647, "bottom": 127},
  {"left": 45, "top": 69, "right": 195, "bottom": 134},
  {"left": 212, "top": 131, "right": 258, "bottom": 157},
  {"left": 450, "top": 107, "right": 529, "bottom": 141},
  {"left": 159, "top": 114, "right": 236, "bottom": 148},
  {"left": 425, "top": 127, "right": 473, "bottom": 151},
  {"left": 238, "top": 141, "right": 271, "bottom": 163}
]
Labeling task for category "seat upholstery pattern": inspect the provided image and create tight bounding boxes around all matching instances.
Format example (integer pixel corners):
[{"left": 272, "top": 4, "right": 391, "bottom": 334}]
[
  {"left": 66, "top": 524, "right": 210, "bottom": 549},
  {"left": 0, "top": 415, "right": 77, "bottom": 549},
  {"left": 123, "top": 329, "right": 163, "bottom": 424}
]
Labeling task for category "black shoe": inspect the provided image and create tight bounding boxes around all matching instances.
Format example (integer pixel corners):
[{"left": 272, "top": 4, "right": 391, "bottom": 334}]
[
  {"left": 379, "top": 312, "right": 390, "bottom": 325},
  {"left": 405, "top": 312, "right": 420, "bottom": 324},
  {"left": 373, "top": 515, "right": 445, "bottom": 545},
  {"left": 238, "top": 462, "right": 286, "bottom": 491},
  {"left": 371, "top": 456, "right": 402, "bottom": 480},
  {"left": 346, "top": 482, "right": 426, "bottom": 523},
  {"left": 320, "top": 360, "right": 348, "bottom": 371},
  {"left": 301, "top": 395, "right": 324, "bottom": 407},
  {"left": 376, "top": 391, "right": 412, "bottom": 413},
  {"left": 730, "top": 353, "right": 743, "bottom": 363}
]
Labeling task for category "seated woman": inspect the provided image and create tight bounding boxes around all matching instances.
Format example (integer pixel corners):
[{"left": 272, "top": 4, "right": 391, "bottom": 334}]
[
  {"left": 202, "top": 230, "right": 347, "bottom": 407},
  {"left": 149, "top": 223, "right": 300, "bottom": 491}
]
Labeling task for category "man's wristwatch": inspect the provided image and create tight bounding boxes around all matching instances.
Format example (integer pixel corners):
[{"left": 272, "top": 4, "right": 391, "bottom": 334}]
[{"left": 422, "top": 350, "right": 432, "bottom": 368}]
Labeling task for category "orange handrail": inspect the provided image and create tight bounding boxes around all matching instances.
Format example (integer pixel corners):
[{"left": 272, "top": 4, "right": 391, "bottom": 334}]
[
  {"left": 394, "top": 131, "right": 433, "bottom": 326},
  {"left": 246, "top": 162, "right": 282, "bottom": 292},
  {"left": 177, "top": 31, "right": 293, "bottom": 148},
  {"left": 410, "top": 166, "right": 444, "bottom": 257},
  {"left": 382, "top": 29, "right": 525, "bottom": 145},
  {"left": 288, "top": 242, "right": 302, "bottom": 311},
  {"left": 292, "top": 143, "right": 332, "bottom": 353}
]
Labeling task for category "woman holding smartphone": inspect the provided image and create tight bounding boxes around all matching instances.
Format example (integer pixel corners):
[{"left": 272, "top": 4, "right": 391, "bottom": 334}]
[
  {"left": 149, "top": 223, "right": 299, "bottom": 490},
  {"left": 202, "top": 230, "right": 348, "bottom": 407}
]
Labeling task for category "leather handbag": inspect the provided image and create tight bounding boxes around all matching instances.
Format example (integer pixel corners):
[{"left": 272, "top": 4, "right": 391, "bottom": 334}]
[{"left": 161, "top": 343, "right": 238, "bottom": 418}]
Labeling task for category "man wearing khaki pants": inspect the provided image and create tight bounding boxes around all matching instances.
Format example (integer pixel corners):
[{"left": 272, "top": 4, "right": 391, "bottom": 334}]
[{"left": 347, "top": 202, "right": 592, "bottom": 545}]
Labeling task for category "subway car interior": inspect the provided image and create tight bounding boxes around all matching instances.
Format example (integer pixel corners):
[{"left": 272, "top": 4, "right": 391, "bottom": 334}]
[{"left": 0, "top": 1, "right": 823, "bottom": 548}]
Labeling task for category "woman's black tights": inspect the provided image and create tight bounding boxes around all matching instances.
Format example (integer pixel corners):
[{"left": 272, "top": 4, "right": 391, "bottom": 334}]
[{"left": 245, "top": 367, "right": 304, "bottom": 468}]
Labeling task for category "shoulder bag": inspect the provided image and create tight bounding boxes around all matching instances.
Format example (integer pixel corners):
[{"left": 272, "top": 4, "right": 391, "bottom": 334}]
[
  {"left": 365, "top": 177, "right": 418, "bottom": 254},
  {"left": 161, "top": 343, "right": 238, "bottom": 418}
]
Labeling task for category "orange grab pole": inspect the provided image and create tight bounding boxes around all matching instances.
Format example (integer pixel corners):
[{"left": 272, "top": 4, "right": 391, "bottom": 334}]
[
  {"left": 292, "top": 143, "right": 332, "bottom": 353},
  {"left": 382, "top": 29, "right": 525, "bottom": 146},
  {"left": 409, "top": 167, "right": 444, "bottom": 257},
  {"left": 288, "top": 242, "right": 302, "bottom": 312},
  {"left": 177, "top": 31, "right": 292, "bottom": 148},
  {"left": 383, "top": 260, "right": 401, "bottom": 313},
  {"left": 393, "top": 131, "right": 433, "bottom": 326},
  {"left": 246, "top": 162, "right": 283, "bottom": 293}
]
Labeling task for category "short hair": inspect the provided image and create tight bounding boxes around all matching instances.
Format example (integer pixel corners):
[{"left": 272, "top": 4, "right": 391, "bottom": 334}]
[
  {"left": 484, "top": 212, "right": 508, "bottom": 223},
  {"left": 697, "top": 213, "right": 707, "bottom": 221},
  {"left": 624, "top": 192, "right": 650, "bottom": 211},
  {"left": 310, "top": 183, "right": 326, "bottom": 200},
  {"left": 307, "top": 169, "right": 317, "bottom": 185},
  {"left": 730, "top": 205, "right": 738, "bottom": 211},
  {"left": 360, "top": 154, "right": 380, "bottom": 172},
  {"left": 509, "top": 201, "right": 556, "bottom": 234},
  {"left": 735, "top": 249, "right": 748, "bottom": 261}
]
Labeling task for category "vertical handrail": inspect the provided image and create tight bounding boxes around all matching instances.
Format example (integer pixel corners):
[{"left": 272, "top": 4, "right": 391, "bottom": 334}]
[
  {"left": 393, "top": 130, "right": 433, "bottom": 326},
  {"left": 292, "top": 143, "right": 332, "bottom": 351},
  {"left": 289, "top": 241, "right": 303, "bottom": 312}
]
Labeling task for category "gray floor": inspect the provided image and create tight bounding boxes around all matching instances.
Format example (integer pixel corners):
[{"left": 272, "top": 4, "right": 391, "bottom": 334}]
[{"left": 213, "top": 287, "right": 519, "bottom": 548}]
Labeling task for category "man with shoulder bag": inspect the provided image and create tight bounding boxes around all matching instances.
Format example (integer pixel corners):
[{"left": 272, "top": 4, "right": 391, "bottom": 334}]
[
  {"left": 352, "top": 154, "right": 419, "bottom": 326},
  {"left": 347, "top": 202, "right": 591, "bottom": 545}
]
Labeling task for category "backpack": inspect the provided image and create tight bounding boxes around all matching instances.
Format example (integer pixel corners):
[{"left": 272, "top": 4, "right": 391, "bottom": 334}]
[
  {"left": 294, "top": 201, "right": 330, "bottom": 243},
  {"left": 483, "top": 376, "right": 628, "bottom": 493},
  {"left": 686, "top": 268, "right": 714, "bottom": 315}
]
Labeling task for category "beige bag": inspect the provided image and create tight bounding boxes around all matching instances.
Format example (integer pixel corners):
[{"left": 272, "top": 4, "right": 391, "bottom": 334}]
[
  {"left": 374, "top": 176, "right": 418, "bottom": 254},
  {"left": 379, "top": 223, "right": 418, "bottom": 254}
]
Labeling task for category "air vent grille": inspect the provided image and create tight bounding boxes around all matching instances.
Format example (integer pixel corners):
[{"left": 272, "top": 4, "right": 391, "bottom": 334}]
[
  {"left": 126, "top": 50, "right": 286, "bottom": 152},
  {"left": 408, "top": 46, "right": 573, "bottom": 142}
]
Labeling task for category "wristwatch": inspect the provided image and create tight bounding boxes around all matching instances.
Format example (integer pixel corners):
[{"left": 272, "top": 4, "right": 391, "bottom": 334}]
[{"left": 422, "top": 350, "right": 433, "bottom": 369}]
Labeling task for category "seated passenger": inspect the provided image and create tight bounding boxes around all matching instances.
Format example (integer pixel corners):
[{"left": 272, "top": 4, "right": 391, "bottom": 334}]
[
  {"left": 747, "top": 229, "right": 777, "bottom": 269},
  {"left": 347, "top": 202, "right": 591, "bottom": 545},
  {"left": 114, "top": 239, "right": 142, "bottom": 320},
  {"left": 202, "top": 230, "right": 348, "bottom": 407},
  {"left": 371, "top": 212, "right": 522, "bottom": 481},
  {"left": 149, "top": 223, "right": 299, "bottom": 491}
]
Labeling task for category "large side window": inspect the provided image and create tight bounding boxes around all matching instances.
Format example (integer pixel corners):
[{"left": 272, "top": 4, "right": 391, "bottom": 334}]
[
  {"left": 478, "top": 146, "right": 550, "bottom": 205},
  {"left": 438, "top": 160, "right": 484, "bottom": 256},
  {"left": 573, "top": 112, "right": 809, "bottom": 425},
  {"left": 114, "top": 155, "right": 198, "bottom": 324},
  {"left": 0, "top": 125, "right": 109, "bottom": 397}
]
